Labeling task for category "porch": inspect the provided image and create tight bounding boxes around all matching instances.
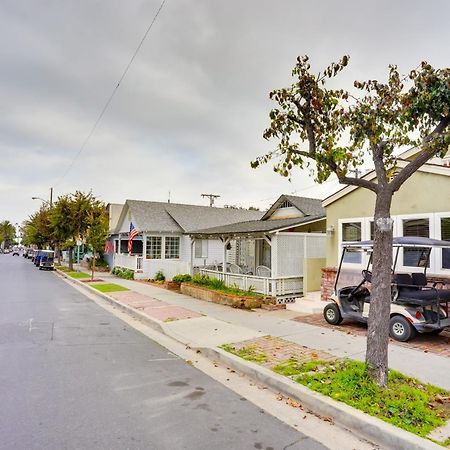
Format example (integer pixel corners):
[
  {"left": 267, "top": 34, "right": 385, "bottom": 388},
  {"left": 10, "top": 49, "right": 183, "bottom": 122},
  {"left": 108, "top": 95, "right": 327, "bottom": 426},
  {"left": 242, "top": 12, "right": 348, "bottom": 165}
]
[{"left": 197, "top": 268, "right": 303, "bottom": 299}]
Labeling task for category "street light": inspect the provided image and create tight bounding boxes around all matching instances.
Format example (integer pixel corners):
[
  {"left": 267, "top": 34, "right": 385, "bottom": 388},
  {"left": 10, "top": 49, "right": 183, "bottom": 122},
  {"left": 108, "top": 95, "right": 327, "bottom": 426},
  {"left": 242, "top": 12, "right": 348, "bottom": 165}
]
[{"left": 31, "top": 187, "right": 53, "bottom": 207}]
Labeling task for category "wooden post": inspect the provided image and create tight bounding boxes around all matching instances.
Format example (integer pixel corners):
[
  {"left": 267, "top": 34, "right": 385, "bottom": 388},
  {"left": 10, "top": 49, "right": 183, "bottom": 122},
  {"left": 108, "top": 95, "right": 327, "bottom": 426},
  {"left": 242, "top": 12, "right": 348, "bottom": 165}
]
[{"left": 190, "top": 238, "right": 196, "bottom": 276}]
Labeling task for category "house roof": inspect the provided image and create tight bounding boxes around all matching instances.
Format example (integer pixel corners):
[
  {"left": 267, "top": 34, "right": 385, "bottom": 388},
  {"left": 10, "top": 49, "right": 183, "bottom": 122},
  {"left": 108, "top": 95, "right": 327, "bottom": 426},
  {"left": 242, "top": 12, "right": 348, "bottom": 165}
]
[
  {"left": 189, "top": 215, "right": 325, "bottom": 237},
  {"left": 261, "top": 194, "right": 324, "bottom": 220},
  {"left": 322, "top": 160, "right": 450, "bottom": 207},
  {"left": 114, "top": 200, "right": 263, "bottom": 234}
]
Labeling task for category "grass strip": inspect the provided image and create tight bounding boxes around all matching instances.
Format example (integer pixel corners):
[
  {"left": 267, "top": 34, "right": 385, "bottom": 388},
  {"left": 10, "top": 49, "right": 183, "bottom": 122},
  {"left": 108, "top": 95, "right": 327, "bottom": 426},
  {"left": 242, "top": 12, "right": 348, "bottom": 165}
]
[
  {"left": 222, "top": 344, "right": 450, "bottom": 439},
  {"left": 91, "top": 283, "right": 130, "bottom": 293},
  {"left": 67, "top": 271, "right": 91, "bottom": 279}
]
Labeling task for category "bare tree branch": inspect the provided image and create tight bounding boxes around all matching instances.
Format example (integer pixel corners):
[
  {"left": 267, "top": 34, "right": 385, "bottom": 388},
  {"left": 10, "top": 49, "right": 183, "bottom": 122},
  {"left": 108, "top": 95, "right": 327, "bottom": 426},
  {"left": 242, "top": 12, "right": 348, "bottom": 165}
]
[{"left": 390, "top": 117, "right": 450, "bottom": 192}]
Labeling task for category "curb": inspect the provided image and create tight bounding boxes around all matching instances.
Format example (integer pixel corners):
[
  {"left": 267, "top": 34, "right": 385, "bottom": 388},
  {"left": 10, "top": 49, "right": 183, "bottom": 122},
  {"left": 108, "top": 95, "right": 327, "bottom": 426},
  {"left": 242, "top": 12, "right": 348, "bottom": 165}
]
[
  {"left": 198, "top": 347, "right": 443, "bottom": 450},
  {"left": 56, "top": 269, "right": 442, "bottom": 450}
]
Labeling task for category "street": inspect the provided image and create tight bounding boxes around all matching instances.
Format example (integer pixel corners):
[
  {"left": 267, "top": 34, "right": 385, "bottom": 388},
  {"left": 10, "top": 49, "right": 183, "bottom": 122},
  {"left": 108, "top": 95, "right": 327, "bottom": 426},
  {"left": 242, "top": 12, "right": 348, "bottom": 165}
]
[{"left": 0, "top": 255, "right": 326, "bottom": 450}]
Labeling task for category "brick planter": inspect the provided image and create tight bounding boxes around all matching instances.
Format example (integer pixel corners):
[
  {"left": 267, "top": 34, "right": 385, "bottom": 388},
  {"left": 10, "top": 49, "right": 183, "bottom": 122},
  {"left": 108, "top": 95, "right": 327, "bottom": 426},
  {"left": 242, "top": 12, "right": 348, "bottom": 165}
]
[
  {"left": 180, "top": 283, "right": 273, "bottom": 309},
  {"left": 321, "top": 267, "right": 337, "bottom": 301}
]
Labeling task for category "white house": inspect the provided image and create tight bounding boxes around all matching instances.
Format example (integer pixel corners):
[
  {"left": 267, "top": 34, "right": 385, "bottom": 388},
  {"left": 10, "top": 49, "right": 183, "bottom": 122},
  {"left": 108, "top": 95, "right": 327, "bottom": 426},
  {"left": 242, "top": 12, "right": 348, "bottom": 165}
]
[{"left": 108, "top": 200, "right": 262, "bottom": 280}]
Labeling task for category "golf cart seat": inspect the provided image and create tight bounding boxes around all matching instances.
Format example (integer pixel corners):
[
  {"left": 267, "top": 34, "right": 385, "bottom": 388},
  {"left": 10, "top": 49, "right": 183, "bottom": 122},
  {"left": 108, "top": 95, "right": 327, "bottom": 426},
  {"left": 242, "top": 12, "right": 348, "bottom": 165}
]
[
  {"left": 394, "top": 273, "right": 450, "bottom": 304},
  {"left": 411, "top": 272, "right": 428, "bottom": 287}
]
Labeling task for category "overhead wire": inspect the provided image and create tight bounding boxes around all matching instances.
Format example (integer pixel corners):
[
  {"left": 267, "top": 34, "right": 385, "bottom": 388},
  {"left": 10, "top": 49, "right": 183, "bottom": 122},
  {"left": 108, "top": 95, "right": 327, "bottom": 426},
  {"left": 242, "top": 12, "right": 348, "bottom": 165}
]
[{"left": 54, "top": 0, "right": 166, "bottom": 187}]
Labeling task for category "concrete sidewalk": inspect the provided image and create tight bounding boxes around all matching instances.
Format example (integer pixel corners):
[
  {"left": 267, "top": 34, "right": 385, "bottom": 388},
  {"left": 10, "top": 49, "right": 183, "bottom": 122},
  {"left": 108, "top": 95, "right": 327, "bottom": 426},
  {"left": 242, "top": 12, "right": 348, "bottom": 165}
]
[{"left": 70, "top": 266, "right": 450, "bottom": 390}]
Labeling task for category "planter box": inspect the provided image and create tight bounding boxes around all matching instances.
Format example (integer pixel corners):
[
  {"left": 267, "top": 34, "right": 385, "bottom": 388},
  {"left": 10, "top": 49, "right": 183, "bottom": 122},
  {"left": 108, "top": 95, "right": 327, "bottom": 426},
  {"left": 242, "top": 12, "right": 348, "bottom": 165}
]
[{"left": 180, "top": 283, "right": 274, "bottom": 309}]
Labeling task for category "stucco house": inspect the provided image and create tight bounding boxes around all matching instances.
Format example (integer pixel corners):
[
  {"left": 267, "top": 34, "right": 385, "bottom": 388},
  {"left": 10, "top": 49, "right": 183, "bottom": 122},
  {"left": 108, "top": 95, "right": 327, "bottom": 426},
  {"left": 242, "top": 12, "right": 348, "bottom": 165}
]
[
  {"left": 107, "top": 200, "right": 262, "bottom": 280},
  {"left": 189, "top": 194, "right": 327, "bottom": 300},
  {"left": 321, "top": 149, "right": 450, "bottom": 300}
]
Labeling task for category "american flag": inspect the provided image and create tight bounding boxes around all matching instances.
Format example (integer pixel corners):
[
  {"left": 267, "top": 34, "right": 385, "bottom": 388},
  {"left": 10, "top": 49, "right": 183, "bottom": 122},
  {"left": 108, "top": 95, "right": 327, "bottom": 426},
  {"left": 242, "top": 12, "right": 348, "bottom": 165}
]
[
  {"left": 104, "top": 240, "right": 114, "bottom": 254},
  {"left": 128, "top": 222, "right": 139, "bottom": 254}
]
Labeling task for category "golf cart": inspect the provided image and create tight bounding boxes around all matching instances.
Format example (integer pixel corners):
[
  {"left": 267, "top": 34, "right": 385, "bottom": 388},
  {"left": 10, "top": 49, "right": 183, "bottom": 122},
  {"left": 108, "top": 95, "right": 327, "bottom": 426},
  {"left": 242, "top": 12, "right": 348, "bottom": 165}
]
[{"left": 323, "top": 237, "right": 450, "bottom": 341}]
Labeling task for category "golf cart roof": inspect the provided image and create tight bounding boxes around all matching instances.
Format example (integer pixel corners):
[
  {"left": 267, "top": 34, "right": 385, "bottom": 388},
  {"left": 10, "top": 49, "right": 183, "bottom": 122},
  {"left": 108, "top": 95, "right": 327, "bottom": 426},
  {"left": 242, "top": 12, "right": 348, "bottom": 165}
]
[{"left": 343, "top": 236, "right": 450, "bottom": 249}]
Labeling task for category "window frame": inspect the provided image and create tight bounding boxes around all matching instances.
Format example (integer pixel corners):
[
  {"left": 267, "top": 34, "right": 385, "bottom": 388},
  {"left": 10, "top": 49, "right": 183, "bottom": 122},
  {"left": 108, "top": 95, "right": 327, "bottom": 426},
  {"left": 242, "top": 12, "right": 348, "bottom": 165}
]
[
  {"left": 435, "top": 213, "right": 450, "bottom": 273},
  {"left": 338, "top": 218, "right": 365, "bottom": 268},
  {"left": 194, "top": 239, "right": 208, "bottom": 259},
  {"left": 165, "top": 236, "right": 180, "bottom": 260},
  {"left": 145, "top": 235, "right": 162, "bottom": 260}
]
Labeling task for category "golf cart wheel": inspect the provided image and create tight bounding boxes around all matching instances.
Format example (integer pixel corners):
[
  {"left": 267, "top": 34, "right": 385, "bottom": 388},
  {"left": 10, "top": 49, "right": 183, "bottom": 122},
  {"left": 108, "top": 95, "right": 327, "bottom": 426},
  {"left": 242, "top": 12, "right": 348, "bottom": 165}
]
[
  {"left": 389, "top": 315, "right": 416, "bottom": 342},
  {"left": 323, "top": 303, "right": 343, "bottom": 325}
]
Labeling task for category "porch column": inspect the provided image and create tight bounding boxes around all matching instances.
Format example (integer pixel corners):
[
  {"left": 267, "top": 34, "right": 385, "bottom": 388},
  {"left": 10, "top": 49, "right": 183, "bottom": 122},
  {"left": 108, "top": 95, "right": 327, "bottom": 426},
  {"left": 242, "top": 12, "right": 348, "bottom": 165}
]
[
  {"left": 271, "top": 234, "right": 278, "bottom": 277},
  {"left": 222, "top": 237, "right": 231, "bottom": 274},
  {"left": 118, "top": 234, "right": 122, "bottom": 255},
  {"left": 190, "top": 238, "right": 196, "bottom": 276},
  {"left": 142, "top": 233, "right": 147, "bottom": 258}
]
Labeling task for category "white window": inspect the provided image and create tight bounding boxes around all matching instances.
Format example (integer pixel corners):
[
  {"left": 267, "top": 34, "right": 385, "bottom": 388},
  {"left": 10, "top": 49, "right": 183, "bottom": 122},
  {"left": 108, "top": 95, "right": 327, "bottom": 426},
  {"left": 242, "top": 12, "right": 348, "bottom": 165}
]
[
  {"left": 402, "top": 217, "right": 430, "bottom": 267},
  {"left": 146, "top": 236, "right": 162, "bottom": 259},
  {"left": 165, "top": 237, "right": 180, "bottom": 259},
  {"left": 341, "top": 221, "right": 362, "bottom": 264},
  {"left": 194, "top": 239, "right": 208, "bottom": 258},
  {"left": 438, "top": 215, "right": 450, "bottom": 271}
]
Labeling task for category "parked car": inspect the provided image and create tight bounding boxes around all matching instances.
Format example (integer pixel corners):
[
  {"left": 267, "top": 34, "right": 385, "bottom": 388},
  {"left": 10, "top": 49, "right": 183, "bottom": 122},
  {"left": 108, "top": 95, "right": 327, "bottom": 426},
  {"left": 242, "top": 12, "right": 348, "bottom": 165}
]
[{"left": 323, "top": 236, "right": 450, "bottom": 342}]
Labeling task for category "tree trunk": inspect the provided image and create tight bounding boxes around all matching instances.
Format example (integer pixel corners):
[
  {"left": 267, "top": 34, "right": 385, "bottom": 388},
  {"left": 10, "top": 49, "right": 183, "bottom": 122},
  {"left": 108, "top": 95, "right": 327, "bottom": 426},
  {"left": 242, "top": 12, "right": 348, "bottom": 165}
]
[
  {"left": 365, "top": 189, "right": 393, "bottom": 387},
  {"left": 91, "top": 251, "right": 96, "bottom": 281},
  {"left": 68, "top": 247, "right": 74, "bottom": 271}
]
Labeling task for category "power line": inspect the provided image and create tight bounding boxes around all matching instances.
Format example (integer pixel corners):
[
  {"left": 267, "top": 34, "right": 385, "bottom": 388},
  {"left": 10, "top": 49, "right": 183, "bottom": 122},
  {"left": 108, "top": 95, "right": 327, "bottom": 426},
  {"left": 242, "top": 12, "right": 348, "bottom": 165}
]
[{"left": 54, "top": 0, "right": 166, "bottom": 187}]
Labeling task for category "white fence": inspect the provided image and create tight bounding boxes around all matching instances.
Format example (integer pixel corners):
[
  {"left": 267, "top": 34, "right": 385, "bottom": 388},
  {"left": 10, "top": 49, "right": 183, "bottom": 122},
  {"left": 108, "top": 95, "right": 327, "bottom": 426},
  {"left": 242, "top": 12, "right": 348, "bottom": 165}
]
[{"left": 198, "top": 268, "right": 303, "bottom": 299}]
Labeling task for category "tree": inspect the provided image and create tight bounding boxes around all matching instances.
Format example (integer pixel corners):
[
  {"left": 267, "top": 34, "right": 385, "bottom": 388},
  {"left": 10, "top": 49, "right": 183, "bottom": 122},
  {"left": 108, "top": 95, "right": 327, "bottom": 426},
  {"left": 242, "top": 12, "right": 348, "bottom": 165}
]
[
  {"left": 49, "top": 194, "right": 77, "bottom": 266},
  {"left": 252, "top": 56, "right": 450, "bottom": 386},
  {"left": 22, "top": 208, "right": 52, "bottom": 249},
  {"left": 85, "top": 201, "right": 109, "bottom": 280},
  {"left": 0, "top": 221, "right": 16, "bottom": 248}
]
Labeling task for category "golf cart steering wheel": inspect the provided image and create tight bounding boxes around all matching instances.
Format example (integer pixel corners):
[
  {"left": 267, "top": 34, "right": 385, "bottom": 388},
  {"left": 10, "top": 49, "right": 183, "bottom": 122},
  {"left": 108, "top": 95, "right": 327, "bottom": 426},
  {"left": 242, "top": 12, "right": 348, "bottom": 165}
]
[{"left": 362, "top": 270, "right": 372, "bottom": 283}]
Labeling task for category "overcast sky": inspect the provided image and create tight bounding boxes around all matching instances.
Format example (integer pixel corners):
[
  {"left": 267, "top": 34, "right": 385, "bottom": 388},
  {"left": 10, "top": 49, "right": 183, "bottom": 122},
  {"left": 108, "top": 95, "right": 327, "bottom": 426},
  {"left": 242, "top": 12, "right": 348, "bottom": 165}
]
[{"left": 1, "top": 0, "right": 449, "bottom": 225}]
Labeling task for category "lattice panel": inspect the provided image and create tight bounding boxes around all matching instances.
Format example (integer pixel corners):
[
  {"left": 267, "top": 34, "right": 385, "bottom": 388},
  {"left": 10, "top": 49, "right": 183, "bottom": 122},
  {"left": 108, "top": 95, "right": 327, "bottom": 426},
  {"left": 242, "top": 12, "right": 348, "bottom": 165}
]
[
  {"left": 305, "top": 235, "right": 326, "bottom": 258},
  {"left": 276, "top": 234, "right": 305, "bottom": 276}
]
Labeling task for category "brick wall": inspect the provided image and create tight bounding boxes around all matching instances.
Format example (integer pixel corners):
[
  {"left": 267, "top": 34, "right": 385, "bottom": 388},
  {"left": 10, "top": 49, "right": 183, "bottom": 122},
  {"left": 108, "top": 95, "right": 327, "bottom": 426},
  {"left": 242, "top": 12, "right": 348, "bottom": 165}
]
[{"left": 321, "top": 267, "right": 337, "bottom": 301}]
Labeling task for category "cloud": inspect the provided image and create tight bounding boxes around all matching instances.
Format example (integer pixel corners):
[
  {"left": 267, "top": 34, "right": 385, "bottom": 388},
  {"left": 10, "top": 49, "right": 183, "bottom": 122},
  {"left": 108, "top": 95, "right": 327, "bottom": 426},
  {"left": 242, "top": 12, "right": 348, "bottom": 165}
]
[{"left": 0, "top": 0, "right": 449, "bottom": 223}]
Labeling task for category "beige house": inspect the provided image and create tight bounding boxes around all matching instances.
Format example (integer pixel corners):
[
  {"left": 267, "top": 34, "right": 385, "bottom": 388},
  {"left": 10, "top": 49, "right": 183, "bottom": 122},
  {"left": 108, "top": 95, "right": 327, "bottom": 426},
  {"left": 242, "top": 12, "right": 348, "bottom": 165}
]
[{"left": 321, "top": 151, "right": 450, "bottom": 299}]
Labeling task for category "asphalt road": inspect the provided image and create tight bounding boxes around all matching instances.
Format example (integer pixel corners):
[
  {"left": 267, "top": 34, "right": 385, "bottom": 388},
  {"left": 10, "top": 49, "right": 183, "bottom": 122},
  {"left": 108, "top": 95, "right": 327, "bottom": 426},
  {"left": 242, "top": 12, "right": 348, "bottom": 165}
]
[{"left": 0, "top": 255, "right": 327, "bottom": 450}]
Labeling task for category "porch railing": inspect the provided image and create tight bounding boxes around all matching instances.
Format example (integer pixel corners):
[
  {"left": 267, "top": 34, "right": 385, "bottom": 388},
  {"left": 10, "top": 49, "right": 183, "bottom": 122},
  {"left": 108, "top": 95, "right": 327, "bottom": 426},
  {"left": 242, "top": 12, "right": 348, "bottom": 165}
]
[
  {"left": 114, "top": 254, "right": 142, "bottom": 272},
  {"left": 198, "top": 268, "right": 303, "bottom": 299}
]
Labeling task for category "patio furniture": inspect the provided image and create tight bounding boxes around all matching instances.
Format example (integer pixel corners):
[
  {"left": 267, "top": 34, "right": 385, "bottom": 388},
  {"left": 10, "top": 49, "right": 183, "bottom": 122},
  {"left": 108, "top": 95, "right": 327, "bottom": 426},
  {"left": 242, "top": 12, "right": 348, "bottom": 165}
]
[
  {"left": 256, "top": 265, "right": 271, "bottom": 277},
  {"left": 227, "top": 263, "right": 243, "bottom": 274}
]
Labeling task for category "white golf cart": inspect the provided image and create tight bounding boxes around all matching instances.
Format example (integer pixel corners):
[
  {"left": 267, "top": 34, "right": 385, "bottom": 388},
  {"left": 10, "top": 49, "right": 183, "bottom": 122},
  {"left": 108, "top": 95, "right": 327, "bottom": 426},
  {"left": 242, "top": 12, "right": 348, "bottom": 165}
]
[{"left": 323, "top": 237, "right": 450, "bottom": 341}]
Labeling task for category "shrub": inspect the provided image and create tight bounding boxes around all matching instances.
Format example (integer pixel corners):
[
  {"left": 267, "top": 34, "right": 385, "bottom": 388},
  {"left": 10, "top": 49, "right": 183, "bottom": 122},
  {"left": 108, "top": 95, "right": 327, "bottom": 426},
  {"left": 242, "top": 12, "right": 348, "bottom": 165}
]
[
  {"left": 191, "top": 273, "right": 210, "bottom": 285},
  {"left": 154, "top": 270, "right": 165, "bottom": 282},
  {"left": 112, "top": 266, "right": 134, "bottom": 280},
  {"left": 172, "top": 274, "right": 192, "bottom": 283}
]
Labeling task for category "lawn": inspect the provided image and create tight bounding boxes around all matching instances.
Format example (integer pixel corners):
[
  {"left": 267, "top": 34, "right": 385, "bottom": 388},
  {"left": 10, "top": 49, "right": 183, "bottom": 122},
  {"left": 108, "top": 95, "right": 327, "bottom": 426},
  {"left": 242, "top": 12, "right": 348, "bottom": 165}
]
[
  {"left": 67, "top": 271, "right": 91, "bottom": 279},
  {"left": 91, "top": 283, "right": 129, "bottom": 293}
]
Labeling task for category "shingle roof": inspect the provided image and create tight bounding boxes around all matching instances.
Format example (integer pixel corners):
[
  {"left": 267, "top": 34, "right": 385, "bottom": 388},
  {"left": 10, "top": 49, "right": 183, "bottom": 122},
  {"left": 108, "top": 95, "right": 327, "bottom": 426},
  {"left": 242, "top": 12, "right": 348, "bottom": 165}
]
[
  {"left": 261, "top": 194, "right": 324, "bottom": 219},
  {"left": 190, "top": 214, "right": 325, "bottom": 236},
  {"left": 122, "top": 200, "right": 263, "bottom": 233}
]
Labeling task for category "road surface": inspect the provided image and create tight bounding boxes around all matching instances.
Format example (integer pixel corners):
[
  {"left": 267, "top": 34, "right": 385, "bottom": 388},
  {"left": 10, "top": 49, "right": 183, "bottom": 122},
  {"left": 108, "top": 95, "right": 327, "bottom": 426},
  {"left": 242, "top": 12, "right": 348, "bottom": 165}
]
[{"left": 0, "top": 255, "right": 327, "bottom": 450}]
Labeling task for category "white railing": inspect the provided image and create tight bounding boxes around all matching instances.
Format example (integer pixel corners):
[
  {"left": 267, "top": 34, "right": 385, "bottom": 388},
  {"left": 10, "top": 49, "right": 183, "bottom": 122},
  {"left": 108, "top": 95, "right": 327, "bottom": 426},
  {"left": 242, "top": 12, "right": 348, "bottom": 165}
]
[
  {"left": 114, "top": 254, "right": 142, "bottom": 272},
  {"left": 198, "top": 268, "right": 303, "bottom": 298}
]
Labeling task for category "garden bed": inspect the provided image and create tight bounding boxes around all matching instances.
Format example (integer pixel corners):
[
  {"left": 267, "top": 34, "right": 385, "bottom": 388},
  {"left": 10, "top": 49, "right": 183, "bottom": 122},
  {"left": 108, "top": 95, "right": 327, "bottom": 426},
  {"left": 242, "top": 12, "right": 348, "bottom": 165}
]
[{"left": 180, "top": 282, "right": 273, "bottom": 309}]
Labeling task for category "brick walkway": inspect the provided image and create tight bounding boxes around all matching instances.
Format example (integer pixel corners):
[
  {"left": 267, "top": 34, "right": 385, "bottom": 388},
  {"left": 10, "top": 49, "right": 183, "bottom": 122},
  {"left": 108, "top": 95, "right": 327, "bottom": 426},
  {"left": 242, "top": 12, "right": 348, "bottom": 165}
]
[
  {"left": 293, "top": 313, "right": 450, "bottom": 358},
  {"left": 227, "top": 335, "right": 335, "bottom": 369},
  {"left": 110, "top": 291, "right": 202, "bottom": 322}
]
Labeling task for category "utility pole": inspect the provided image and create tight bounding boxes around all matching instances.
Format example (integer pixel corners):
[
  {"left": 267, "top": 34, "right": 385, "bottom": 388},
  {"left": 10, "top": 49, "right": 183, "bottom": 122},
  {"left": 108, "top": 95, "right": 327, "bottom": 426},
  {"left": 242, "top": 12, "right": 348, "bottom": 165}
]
[
  {"left": 201, "top": 193, "right": 220, "bottom": 207},
  {"left": 50, "top": 187, "right": 53, "bottom": 208}
]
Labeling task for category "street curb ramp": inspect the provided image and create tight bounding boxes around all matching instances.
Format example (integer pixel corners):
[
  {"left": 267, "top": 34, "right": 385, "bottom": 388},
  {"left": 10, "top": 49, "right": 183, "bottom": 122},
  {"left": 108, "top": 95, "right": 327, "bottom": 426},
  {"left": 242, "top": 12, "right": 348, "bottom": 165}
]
[
  {"left": 55, "top": 270, "right": 442, "bottom": 450},
  {"left": 198, "top": 347, "right": 443, "bottom": 450}
]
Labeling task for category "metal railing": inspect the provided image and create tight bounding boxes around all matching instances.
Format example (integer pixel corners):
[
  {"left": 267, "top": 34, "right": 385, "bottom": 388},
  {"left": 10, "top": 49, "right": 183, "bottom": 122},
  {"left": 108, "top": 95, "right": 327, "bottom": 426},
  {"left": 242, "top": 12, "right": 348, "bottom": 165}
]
[{"left": 198, "top": 268, "right": 303, "bottom": 298}]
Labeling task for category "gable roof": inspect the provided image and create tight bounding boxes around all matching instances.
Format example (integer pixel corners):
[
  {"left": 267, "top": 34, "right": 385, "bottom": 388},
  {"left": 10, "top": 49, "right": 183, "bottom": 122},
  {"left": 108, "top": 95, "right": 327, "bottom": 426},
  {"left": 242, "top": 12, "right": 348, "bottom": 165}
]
[
  {"left": 322, "top": 160, "right": 450, "bottom": 208},
  {"left": 261, "top": 194, "right": 324, "bottom": 220},
  {"left": 114, "top": 200, "right": 263, "bottom": 234}
]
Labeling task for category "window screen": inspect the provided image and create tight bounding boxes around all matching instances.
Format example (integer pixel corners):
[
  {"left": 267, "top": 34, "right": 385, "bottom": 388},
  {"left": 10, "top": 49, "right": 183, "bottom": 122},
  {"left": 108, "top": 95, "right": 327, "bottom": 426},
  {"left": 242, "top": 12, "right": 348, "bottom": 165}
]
[
  {"left": 402, "top": 218, "right": 429, "bottom": 266},
  {"left": 342, "top": 222, "right": 362, "bottom": 264}
]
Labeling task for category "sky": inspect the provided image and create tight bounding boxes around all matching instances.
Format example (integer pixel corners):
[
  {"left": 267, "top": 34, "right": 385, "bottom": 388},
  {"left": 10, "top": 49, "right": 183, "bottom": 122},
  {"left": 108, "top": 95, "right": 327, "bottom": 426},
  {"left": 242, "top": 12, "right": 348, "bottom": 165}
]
[{"left": 1, "top": 0, "right": 449, "bottom": 225}]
